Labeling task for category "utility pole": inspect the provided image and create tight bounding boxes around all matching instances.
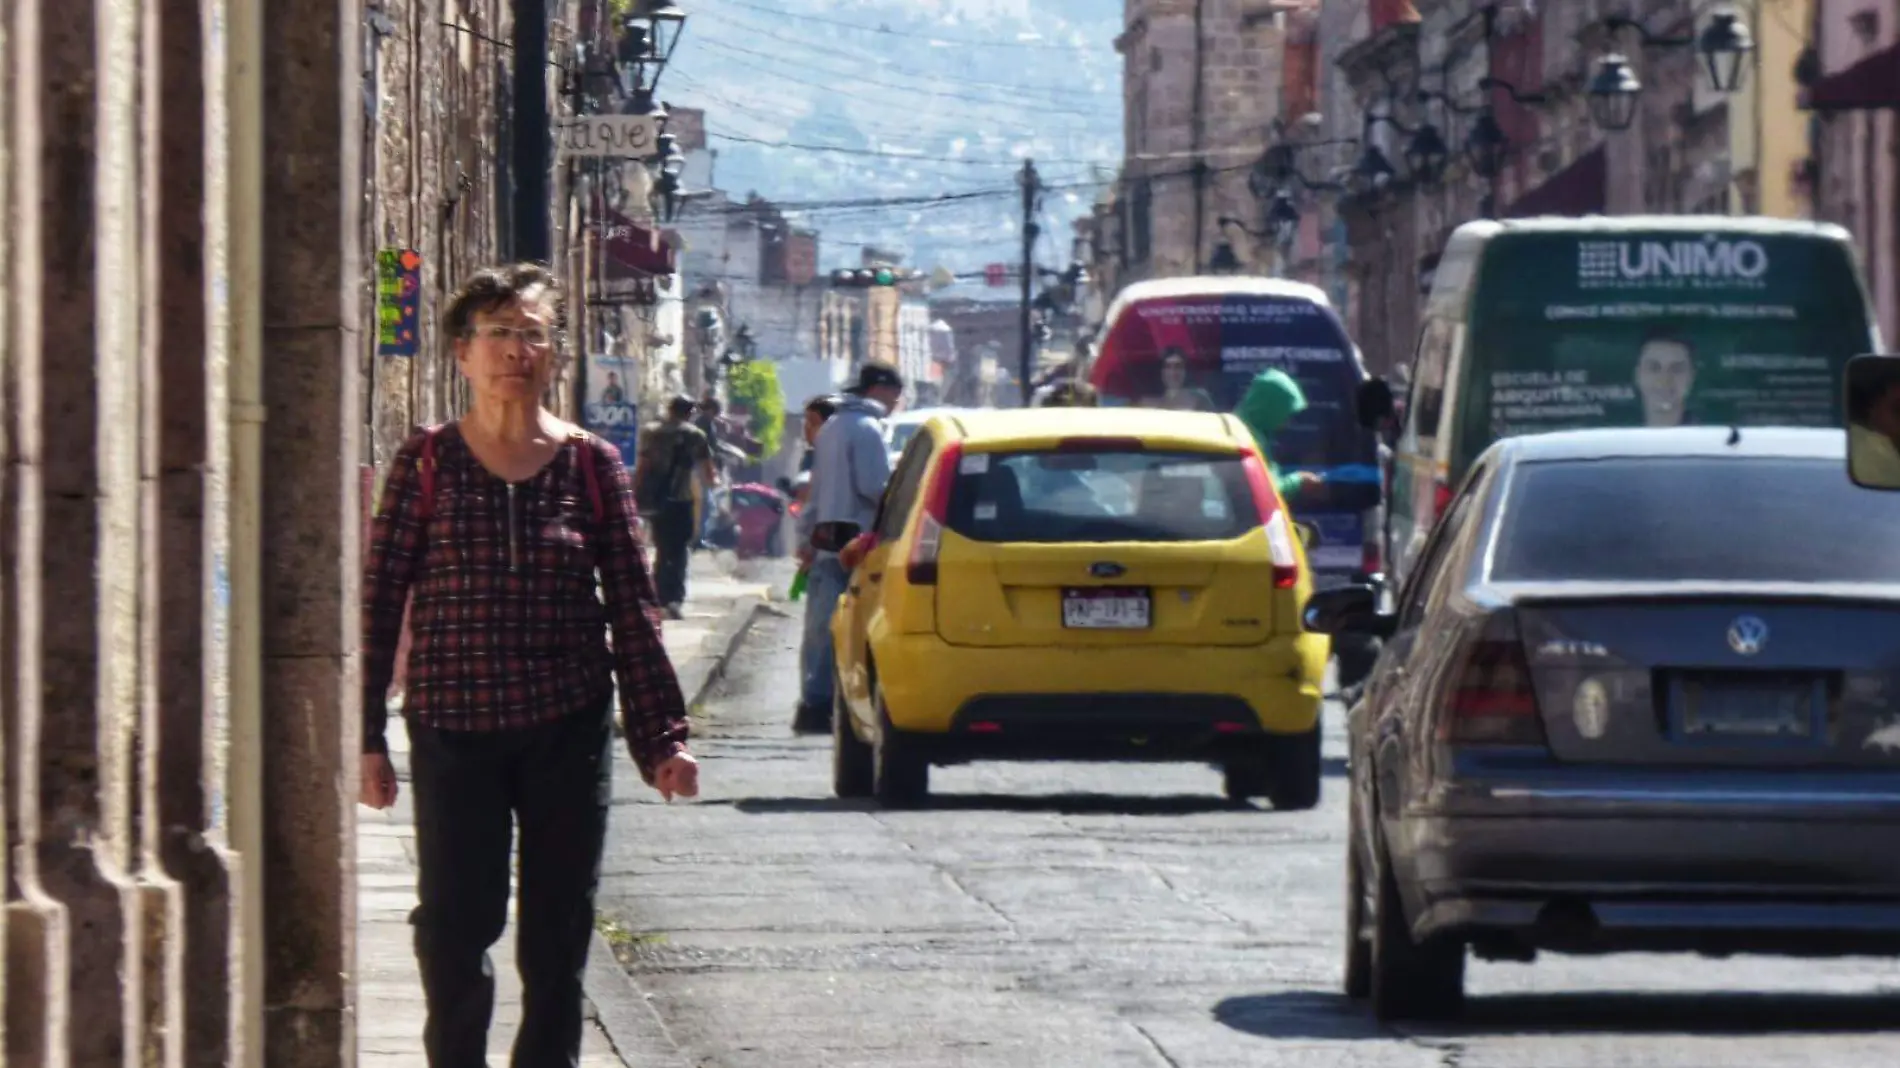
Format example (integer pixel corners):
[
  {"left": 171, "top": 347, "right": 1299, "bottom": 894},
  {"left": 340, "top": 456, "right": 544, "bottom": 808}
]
[
  {"left": 512, "top": 0, "right": 551, "bottom": 262},
  {"left": 1018, "top": 158, "right": 1040, "bottom": 407}
]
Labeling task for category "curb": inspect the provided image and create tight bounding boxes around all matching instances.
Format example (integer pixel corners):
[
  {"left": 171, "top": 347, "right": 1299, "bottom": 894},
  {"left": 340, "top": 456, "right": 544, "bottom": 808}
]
[
  {"left": 679, "top": 593, "right": 770, "bottom": 711},
  {"left": 583, "top": 591, "right": 768, "bottom": 1068}
]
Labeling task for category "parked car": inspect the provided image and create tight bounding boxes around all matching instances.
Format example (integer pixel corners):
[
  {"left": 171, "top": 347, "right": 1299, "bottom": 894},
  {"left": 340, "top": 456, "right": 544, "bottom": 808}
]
[
  {"left": 1305, "top": 426, "right": 1900, "bottom": 1022},
  {"left": 883, "top": 406, "right": 975, "bottom": 470},
  {"left": 828, "top": 407, "right": 1328, "bottom": 808}
]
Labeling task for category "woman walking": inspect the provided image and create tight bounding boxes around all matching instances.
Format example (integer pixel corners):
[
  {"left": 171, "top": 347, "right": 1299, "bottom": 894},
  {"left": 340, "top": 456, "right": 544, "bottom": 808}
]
[{"left": 359, "top": 262, "right": 699, "bottom": 1068}]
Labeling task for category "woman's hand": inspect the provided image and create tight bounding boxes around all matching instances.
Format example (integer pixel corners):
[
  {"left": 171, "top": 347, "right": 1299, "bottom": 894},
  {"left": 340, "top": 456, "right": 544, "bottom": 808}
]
[
  {"left": 359, "top": 752, "right": 399, "bottom": 810},
  {"left": 653, "top": 752, "right": 700, "bottom": 802}
]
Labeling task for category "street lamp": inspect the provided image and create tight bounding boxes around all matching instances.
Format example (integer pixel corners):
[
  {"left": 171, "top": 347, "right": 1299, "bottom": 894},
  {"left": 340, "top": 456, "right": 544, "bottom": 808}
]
[
  {"left": 1586, "top": 53, "right": 1643, "bottom": 132},
  {"left": 1349, "top": 144, "right": 1397, "bottom": 198},
  {"left": 1698, "top": 11, "right": 1755, "bottom": 93},
  {"left": 1586, "top": 9, "right": 1755, "bottom": 132},
  {"left": 1464, "top": 110, "right": 1509, "bottom": 180},
  {"left": 1363, "top": 110, "right": 1451, "bottom": 188},
  {"left": 1265, "top": 191, "right": 1300, "bottom": 249},
  {"left": 618, "top": 0, "right": 688, "bottom": 111},
  {"left": 1402, "top": 122, "right": 1450, "bottom": 187},
  {"left": 652, "top": 132, "right": 687, "bottom": 221}
]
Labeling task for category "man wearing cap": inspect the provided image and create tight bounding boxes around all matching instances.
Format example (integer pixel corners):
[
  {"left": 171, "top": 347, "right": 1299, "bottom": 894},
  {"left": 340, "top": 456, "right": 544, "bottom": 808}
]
[{"left": 794, "top": 362, "right": 903, "bottom": 732}]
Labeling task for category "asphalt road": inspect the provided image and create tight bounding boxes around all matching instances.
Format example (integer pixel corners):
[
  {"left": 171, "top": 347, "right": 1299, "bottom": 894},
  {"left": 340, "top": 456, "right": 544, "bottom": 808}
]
[{"left": 598, "top": 606, "right": 1900, "bottom": 1068}]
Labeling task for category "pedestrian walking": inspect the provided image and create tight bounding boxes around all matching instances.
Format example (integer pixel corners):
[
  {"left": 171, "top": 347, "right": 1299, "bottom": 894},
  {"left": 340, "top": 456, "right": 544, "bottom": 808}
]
[
  {"left": 359, "top": 261, "right": 700, "bottom": 1068},
  {"left": 693, "top": 393, "right": 727, "bottom": 549},
  {"left": 788, "top": 393, "right": 842, "bottom": 726},
  {"left": 793, "top": 363, "right": 903, "bottom": 733},
  {"left": 633, "top": 394, "right": 717, "bottom": 619}
]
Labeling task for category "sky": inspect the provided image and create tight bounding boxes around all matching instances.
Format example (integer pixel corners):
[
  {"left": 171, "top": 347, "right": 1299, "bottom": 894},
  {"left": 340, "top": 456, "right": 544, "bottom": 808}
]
[{"left": 658, "top": 0, "right": 1126, "bottom": 296}]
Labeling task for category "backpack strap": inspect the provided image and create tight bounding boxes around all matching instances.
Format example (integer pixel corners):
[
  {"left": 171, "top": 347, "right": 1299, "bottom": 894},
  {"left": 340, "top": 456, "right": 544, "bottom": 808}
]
[
  {"left": 416, "top": 424, "right": 442, "bottom": 522},
  {"left": 571, "top": 431, "right": 606, "bottom": 524}
]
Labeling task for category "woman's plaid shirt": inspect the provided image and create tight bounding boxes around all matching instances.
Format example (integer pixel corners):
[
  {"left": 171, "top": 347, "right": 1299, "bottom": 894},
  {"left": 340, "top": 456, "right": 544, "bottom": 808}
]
[{"left": 361, "top": 425, "right": 689, "bottom": 781}]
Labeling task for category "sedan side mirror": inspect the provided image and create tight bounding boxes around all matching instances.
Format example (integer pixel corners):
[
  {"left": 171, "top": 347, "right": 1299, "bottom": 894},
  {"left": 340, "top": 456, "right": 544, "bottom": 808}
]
[
  {"left": 1845, "top": 354, "right": 1900, "bottom": 491},
  {"left": 1303, "top": 583, "right": 1395, "bottom": 638},
  {"left": 1356, "top": 378, "right": 1395, "bottom": 431},
  {"left": 1293, "top": 521, "right": 1319, "bottom": 551}
]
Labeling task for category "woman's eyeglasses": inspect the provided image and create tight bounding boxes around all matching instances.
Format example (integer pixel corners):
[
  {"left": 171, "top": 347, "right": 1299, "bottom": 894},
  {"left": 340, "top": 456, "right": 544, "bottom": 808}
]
[{"left": 469, "top": 323, "right": 553, "bottom": 347}]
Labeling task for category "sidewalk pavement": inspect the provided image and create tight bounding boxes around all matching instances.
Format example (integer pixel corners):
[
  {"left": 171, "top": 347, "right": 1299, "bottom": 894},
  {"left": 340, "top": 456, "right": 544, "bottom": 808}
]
[{"left": 357, "top": 553, "right": 777, "bottom": 1066}]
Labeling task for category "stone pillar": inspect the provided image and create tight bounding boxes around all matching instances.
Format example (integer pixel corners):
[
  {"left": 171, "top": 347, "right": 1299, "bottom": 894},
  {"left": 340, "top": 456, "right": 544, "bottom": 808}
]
[
  {"left": 4, "top": 2, "right": 75, "bottom": 1062},
  {"left": 154, "top": 0, "right": 244, "bottom": 1064},
  {"left": 32, "top": 0, "right": 156, "bottom": 1061},
  {"left": 258, "top": 0, "right": 362, "bottom": 1061}
]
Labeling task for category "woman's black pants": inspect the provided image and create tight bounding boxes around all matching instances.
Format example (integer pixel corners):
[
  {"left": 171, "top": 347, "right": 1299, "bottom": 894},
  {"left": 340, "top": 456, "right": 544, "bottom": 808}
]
[{"left": 407, "top": 706, "right": 613, "bottom": 1068}]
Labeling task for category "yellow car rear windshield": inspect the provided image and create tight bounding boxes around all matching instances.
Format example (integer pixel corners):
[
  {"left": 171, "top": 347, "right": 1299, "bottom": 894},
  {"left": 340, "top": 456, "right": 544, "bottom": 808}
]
[{"left": 943, "top": 445, "right": 1257, "bottom": 544}]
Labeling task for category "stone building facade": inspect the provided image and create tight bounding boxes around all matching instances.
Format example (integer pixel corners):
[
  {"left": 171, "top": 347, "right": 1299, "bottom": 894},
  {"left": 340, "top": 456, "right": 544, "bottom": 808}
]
[
  {"left": 1804, "top": 0, "right": 1900, "bottom": 342},
  {"left": 1, "top": 0, "right": 588, "bottom": 1065},
  {"left": 1110, "top": 0, "right": 1292, "bottom": 283},
  {"left": 1314, "top": 0, "right": 1816, "bottom": 374}
]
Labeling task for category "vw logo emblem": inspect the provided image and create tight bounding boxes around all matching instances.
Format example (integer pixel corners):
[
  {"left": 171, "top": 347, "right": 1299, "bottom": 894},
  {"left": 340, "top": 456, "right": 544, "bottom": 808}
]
[
  {"left": 1090, "top": 561, "right": 1126, "bottom": 579},
  {"left": 1726, "top": 615, "right": 1769, "bottom": 656}
]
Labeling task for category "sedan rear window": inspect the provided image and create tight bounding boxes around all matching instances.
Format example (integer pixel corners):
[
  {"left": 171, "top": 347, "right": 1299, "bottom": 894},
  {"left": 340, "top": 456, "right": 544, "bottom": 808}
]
[
  {"left": 1490, "top": 457, "right": 1900, "bottom": 584},
  {"left": 944, "top": 448, "right": 1258, "bottom": 544}
]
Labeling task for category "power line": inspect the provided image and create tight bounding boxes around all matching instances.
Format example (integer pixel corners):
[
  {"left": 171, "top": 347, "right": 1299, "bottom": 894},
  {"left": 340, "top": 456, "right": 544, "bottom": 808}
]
[
  {"left": 680, "top": 38, "right": 1111, "bottom": 119},
  {"left": 706, "top": 129, "right": 1118, "bottom": 170},
  {"left": 699, "top": 0, "right": 1105, "bottom": 51},
  {"left": 681, "top": 8, "right": 1116, "bottom": 103}
]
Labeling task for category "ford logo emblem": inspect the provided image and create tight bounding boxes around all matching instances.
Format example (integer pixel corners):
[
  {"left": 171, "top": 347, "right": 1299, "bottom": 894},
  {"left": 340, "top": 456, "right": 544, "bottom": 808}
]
[{"left": 1090, "top": 561, "right": 1126, "bottom": 579}]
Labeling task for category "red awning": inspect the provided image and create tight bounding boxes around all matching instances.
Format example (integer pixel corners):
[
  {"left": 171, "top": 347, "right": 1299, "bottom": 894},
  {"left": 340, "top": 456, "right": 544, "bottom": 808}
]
[
  {"left": 1803, "top": 43, "right": 1900, "bottom": 111},
  {"left": 602, "top": 210, "right": 676, "bottom": 278},
  {"left": 1504, "top": 146, "right": 1606, "bottom": 218}
]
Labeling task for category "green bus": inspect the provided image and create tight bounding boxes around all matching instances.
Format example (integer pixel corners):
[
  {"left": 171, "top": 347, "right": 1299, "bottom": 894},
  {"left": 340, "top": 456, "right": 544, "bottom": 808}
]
[{"left": 1359, "top": 215, "right": 1885, "bottom": 593}]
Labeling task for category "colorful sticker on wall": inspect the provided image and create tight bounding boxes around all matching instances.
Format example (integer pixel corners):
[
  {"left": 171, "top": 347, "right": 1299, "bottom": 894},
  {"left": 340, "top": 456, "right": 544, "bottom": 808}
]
[{"left": 377, "top": 248, "right": 423, "bottom": 357}]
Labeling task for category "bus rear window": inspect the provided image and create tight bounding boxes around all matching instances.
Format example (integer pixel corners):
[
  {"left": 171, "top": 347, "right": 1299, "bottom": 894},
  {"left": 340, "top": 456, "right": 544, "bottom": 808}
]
[{"left": 945, "top": 449, "right": 1257, "bottom": 544}]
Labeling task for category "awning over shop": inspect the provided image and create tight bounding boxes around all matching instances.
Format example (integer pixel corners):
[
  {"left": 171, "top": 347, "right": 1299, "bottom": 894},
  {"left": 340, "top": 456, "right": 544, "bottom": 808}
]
[
  {"left": 1802, "top": 42, "right": 1900, "bottom": 111},
  {"left": 1505, "top": 146, "right": 1606, "bottom": 218},
  {"left": 602, "top": 209, "right": 676, "bottom": 278}
]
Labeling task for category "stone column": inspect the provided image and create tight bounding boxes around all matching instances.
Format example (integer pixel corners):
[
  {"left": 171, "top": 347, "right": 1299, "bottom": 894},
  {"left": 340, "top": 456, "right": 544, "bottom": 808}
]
[
  {"left": 32, "top": 0, "right": 156, "bottom": 1061},
  {"left": 4, "top": 1, "right": 75, "bottom": 1061},
  {"left": 153, "top": 0, "right": 245, "bottom": 1064},
  {"left": 258, "top": 0, "right": 363, "bottom": 1061}
]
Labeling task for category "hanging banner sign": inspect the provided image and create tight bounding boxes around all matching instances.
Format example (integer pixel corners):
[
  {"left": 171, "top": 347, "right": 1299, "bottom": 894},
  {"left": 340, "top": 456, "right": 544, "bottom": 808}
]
[
  {"left": 377, "top": 248, "right": 422, "bottom": 358},
  {"left": 583, "top": 354, "right": 642, "bottom": 464}
]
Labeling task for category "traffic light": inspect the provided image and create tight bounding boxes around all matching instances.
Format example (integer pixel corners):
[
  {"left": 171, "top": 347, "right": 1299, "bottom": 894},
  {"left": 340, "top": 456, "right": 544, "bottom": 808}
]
[{"left": 830, "top": 266, "right": 922, "bottom": 288}]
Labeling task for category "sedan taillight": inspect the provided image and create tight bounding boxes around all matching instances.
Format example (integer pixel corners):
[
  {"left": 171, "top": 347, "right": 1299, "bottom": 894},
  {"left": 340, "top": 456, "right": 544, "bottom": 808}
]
[{"left": 1439, "top": 628, "right": 1547, "bottom": 746}]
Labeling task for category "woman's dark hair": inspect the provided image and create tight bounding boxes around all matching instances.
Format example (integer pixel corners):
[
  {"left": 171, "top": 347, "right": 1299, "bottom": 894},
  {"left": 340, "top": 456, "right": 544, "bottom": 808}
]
[
  {"left": 805, "top": 394, "right": 841, "bottom": 419},
  {"left": 444, "top": 262, "right": 565, "bottom": 341}
]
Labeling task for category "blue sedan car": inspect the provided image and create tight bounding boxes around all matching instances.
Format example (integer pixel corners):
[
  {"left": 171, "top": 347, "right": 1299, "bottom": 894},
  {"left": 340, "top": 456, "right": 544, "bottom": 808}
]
[{"left": 1304, "top": 426, "right": 1900, "bottom": 1022}]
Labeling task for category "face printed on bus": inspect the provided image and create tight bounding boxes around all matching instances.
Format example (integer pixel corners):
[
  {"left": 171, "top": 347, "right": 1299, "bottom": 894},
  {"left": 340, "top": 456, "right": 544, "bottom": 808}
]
[
  {"left": 1161, "top": 353, "right": 1189, "bottom": 391},
  {"left": 1634, "top": 337, "right": 1695, "bottom": 427}
]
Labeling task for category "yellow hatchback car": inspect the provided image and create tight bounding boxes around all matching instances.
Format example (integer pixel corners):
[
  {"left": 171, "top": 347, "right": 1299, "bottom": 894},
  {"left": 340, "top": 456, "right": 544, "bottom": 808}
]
[{"left": 828, "top": 407, "right": 1329, "bottom": 808}]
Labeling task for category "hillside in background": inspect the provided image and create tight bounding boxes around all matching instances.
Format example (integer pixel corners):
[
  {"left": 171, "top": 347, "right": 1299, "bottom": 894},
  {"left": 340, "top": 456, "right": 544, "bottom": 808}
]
[{"left": 663, "top": 0, "right": 1124, "bottom": 297}]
